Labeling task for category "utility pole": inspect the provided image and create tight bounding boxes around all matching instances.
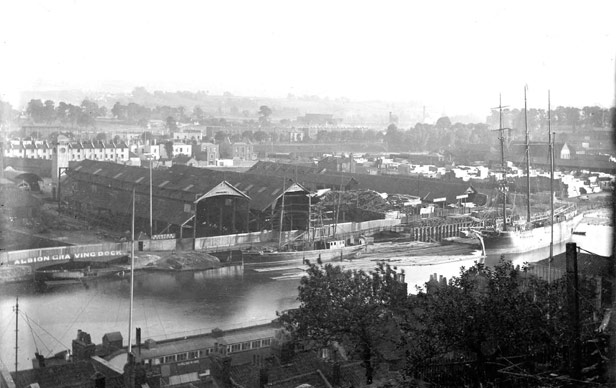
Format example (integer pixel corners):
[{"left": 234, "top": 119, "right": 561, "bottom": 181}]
[
  {"left": 149, "top": 155, "right": 153, "bottom": 237},
  {"left": 566, "top": 243, "right": 581, "bottom": 379},
  {"left": 14, "top": 296, "right": 18, "bottom": 373}
]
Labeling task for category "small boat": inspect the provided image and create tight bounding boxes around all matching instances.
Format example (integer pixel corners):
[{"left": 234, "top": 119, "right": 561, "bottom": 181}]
[
  {"left": 572, "top": 231, "right": 586, "bottom": 236},
  {"left": 242, "top": 240, "right": 365, "bottom": 266},
  {"left": 35, "top": 265, "right": 125, "bottom": 284}
]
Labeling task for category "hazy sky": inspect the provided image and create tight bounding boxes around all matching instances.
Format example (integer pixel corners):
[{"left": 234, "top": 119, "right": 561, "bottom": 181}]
[{"left": 1, "top": 0, "right": 614, "bottom": 116}]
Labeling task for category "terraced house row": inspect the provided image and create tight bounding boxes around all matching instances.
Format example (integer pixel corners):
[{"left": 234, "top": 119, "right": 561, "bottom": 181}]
[{"left": 4, "top": 139, "right": 130, "bottom": 162}]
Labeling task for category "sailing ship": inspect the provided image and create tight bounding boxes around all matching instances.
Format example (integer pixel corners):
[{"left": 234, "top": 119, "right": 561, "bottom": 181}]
[{"left": 479, "top": 90, "right": 583, "bottom": 254}]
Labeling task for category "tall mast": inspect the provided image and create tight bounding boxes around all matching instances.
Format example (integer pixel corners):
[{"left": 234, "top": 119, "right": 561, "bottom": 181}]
[
  {"left": 128, "top": 188, "right": 135, "bottom": 355},
  {"left": 499, "top": 94, "right": 507, "bottom": 231},
  {"left": 14, "top": 296, "right": 18, "bottom": 373},
  {"left": 524, "top": 86, "right": 531, "bottom": 223},
  {"left": 149, "top": 156, "right": 153, "bottom": 237},
  {"left": 549, "top": 91, "right": 554, "bottom": 260},
  {"left": 278, "top": 179, "right": 285, "bottom": 249}
]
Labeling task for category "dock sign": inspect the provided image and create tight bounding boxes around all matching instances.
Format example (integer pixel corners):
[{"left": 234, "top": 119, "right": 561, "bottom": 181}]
[{"left": 152, "top": 233, "right": 176, "bottom": 240}]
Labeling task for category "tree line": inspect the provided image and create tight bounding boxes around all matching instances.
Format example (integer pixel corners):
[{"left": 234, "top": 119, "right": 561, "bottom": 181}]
[{"left": 25, "top": 99, "right": 106, "bottom": 127}]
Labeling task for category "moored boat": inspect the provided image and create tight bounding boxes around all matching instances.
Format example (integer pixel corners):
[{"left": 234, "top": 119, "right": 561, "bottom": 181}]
[
  {"left": 242, "top": 239, "right": 365, "bottom": 266},
  {"left": 480, "top": 208, "right": 583, "bottom": 254},
  {"left": 479, "top": 90, "right": 583, "bottom": 255}
]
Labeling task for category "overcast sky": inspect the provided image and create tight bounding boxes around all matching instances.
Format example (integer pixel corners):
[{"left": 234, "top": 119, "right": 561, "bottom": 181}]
[{"left": 1, "top": 0, "right": 614, "bottom": 116}]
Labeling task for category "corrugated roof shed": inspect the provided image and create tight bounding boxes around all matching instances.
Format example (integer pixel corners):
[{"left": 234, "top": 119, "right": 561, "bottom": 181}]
[
  {"left": 247, "top": 161, "right": 481, "bottom": 203},
  {"left": 66, "top": 161, "right": 305, "bottom": 222},
  {"left": 169, "top": 165, "right": 307, "bottom": 212}
]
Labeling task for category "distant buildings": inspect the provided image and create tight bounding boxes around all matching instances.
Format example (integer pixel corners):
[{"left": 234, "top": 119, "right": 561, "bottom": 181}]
[
  {"left": 297, "top": 113, "right": 341, "bottom": 126},
  {"left": 4, "top": 139, "right": 130, "bottom": 163}
]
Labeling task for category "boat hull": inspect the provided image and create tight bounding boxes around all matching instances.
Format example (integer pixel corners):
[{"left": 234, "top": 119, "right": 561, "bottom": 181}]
[
  {"left": 242, "top": 245, "right": 365, "bottom": 266},
  {"left": 481, "top": 212, "right": 583, "bottom": 254}
]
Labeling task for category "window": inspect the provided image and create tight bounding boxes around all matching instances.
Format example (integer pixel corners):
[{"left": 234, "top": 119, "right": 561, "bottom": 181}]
[
  {"left": 242, "top": 342, "right": 251, "bottom": 350},
  {"left": 231, "top": 344, "right": 241, "bottom": 353},
  {"left": 251, "top": 340, "right": 261, "bottom": 349},
  {"left": 177, "top": 353, "right": 187, "bottom": 361},
  {"left": 261, "top": 339, "right": 271, "bottom": 347},
  {"left": 164, "top": 355, "right": 176, "bottom": 363}
]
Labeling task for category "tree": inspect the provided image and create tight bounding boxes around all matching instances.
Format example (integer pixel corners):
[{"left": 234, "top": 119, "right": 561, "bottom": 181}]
[
  {"left": 254, "top": 131, "right": 269, "bottom": 143},
  {"left": 56, "top": 102, "right": 69, "bottom": 122},
  {"left": 258, "top": 105, "right": 272, "bottom": 126},
  {"left": 192, "top": 106, "right": 204, "bottom": 122},
  {"left": 214, "top": 131, "right": 227, "bottom": 143},
  {"left": 43, "top": 100, "right": 56, "bottom": 123},
  {"left": 26, "top": 99, "right": 45, "bottom": 123},
  {"left": 166, "top": 116, "right": 177, "bottom": 133},
  {"left": 0, "top": 100, "right": 14, "bottom": 124},
  {"left": 241, "top": 130, "right": 254, "bottom": 142},
  {"left": 81, "top": 100, "right": 100, "bottom": 118},
  {"left": 385, "top": 124, "right": 403, "bottom": 150},
  {"left": 435, "top": 116, "right": 452, "bottom": 130},
  {"left": 163, "top": 141, "right": 173, "bottom": 159},
  {"left": 96, "top": 132, "right": 107, "bottom": 142},
  {"left": 111, "top": 102, "right": 127, "bottom": 120},
  {"left": 280, "top": 262, "right": 407, "bottom": 385},
  {"left": 404, "top": 260, "right": 602, "bottom": 384}
]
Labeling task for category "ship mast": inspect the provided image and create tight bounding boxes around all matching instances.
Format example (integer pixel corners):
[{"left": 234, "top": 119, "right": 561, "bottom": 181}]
[
  {"left": 498, "top": 95, "right": 507, "bottom": 231},
  {"left": 548, "top": 91, "right": 554, "bottom": 260},
  {"left": 524, "top": 86, "right": 531, "bottom": 223},
  {"left": 128, "top": 188, "right": 135, "bottom": 355},
  {"left": 492, "top": 95, "right": 510, "bottom": 231},
  {"left": 278, "top": 179, "right": 286, "bottom": 249}
]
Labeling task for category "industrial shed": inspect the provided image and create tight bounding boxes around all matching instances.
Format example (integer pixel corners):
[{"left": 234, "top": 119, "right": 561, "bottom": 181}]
[
  {"left": 247, "top": 161, "right": 487, "bottom": 206},
  {"left": 62, "top": 161, "right": 311, "bottom": 239}
]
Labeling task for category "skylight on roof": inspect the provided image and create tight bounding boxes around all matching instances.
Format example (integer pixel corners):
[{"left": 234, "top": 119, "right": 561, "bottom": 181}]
[
  {"left": 272, "top": 188, "right": 280, "bottom": 196},
  {"left": 113, "top": 172, "right": 123, "bottom": 179},
  {"left": 245, "top": 184, "right": 254, "bottom": 191},
  {"left": 184, "top": 184, "right": 194, "bottom": 191},
  {"left": 159, "top": 181, "right": 170, "bottom": 187},
  {"left": 135, "top": 177, "right": 144, "bottom": 183},
  {"left": 74, "top": 166, "right": 82, "bottom": 171},
  {"left": 257, "top": 187, "right": 266, "bottom": 193},
  {"left": 93, "top": 168, "right": 102, "bottom": 175}
]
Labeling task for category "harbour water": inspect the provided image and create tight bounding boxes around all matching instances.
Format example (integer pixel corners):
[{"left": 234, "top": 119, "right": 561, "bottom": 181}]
[{"left": 0, "top": 222, "right": 611, "bottom": 371}]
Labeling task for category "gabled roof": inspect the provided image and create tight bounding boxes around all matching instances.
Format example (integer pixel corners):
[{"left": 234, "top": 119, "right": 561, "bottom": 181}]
[
  {"left": 66, "top": 161, "right": 298, "bottom": 220},
  {"left": 169, "top": 165, "right": 308, "bottom": 212},
  {"left": 247, "top": 161, "right": 481, "bottom": 203}
]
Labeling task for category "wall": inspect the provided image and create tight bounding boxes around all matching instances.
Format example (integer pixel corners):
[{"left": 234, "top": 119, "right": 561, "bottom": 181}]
[
  {"left": 195, "top": 231, "right": 274, "bottom": 251},
  {"left": 0, "top": 242, "right": 131, "bottom": 267}
]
